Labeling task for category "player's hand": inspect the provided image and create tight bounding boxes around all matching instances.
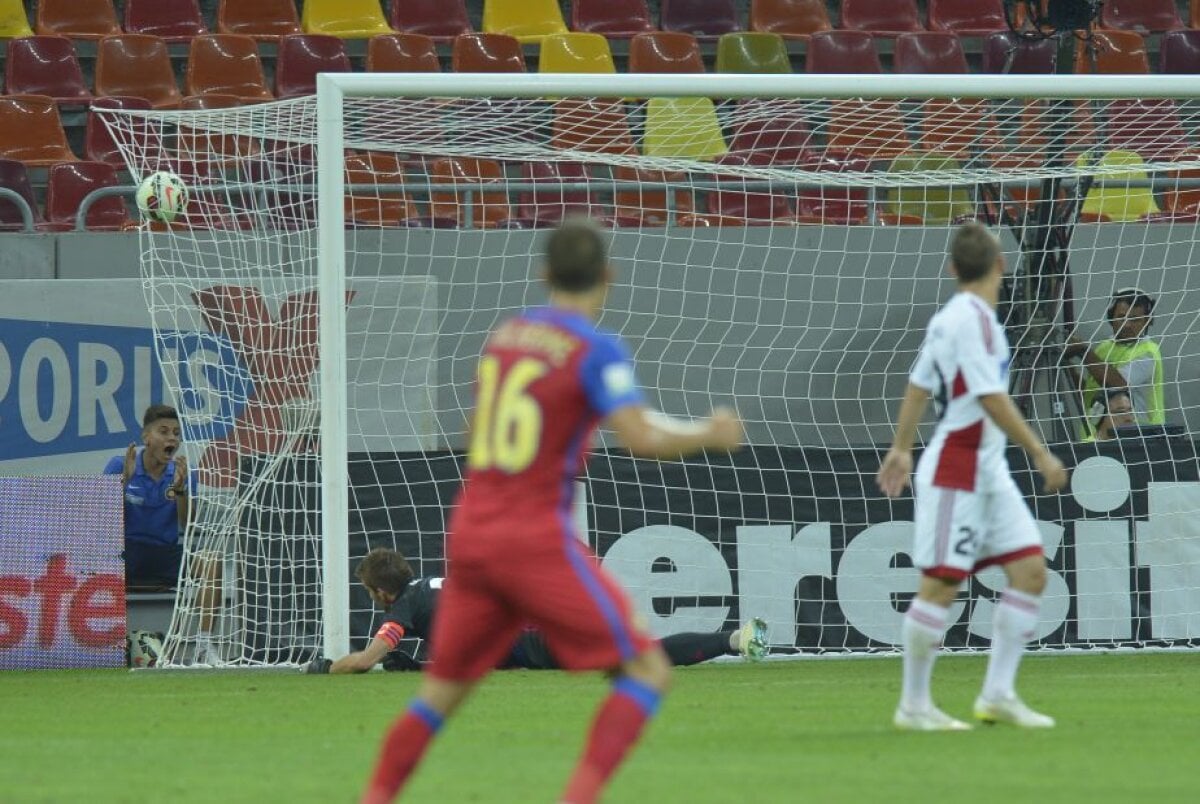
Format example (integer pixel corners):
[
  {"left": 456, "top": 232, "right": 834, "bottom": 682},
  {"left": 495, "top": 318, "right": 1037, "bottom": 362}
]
[
  {"left": 303, "top": 657, "right": 333, "bottom": 674},
  {"left": 707, "top": 407, "right": 744, "bottom": 452},
  {"left": 170, "top": 454, "right": 188, "bottom": 498},
  {"left": 876, "top": 448, "right": 913, "bottom": 498},
  {"left": 1062, "top": 335, "right": 1087, "bottom": 360},
  {"left": 122, "top": 443, "right": 137, "bottom": 485},
  {"left": 1034, "top": 451, "right": 1069, "bottom": 493},
  {"left": 381, "top": 651, "right": 421, "bottom": 672}
]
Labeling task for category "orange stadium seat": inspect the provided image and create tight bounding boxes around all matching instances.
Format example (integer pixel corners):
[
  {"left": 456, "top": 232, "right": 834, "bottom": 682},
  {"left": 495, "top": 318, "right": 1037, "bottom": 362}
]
[
  {"left": 1162, "top": 150, "right": 1200, "bottom": 219},
  {"left": 716, "top": 32, "right": 791, "bottom": 73},
  {"left": 539, "top": 33, "right": 616, "bottom": 74},
  {"left": 840, "top": 0, "right": 924, "bottom": 35},
  {"left": 217, "top": 0, "right": 302, "bottom": 40},
  {"left": 180, "top": 93, "right": 242, "bottom": 110},
  {"left": 1074, "top": 29, "right": 1149, "bottom": 74},
  {"left": 124, "top": 0, "right": 207, "bottom": 43},
  {"left": 0, "top": 0, "right": 33, "bottom": 38},
  {"left": 275, "top": 34, "right": 351, "bottom": 99},
  {"left": 0, "top": 95, "right": 78, "bottom": 165},
  {"left": 345, "top": 153, "right": 425, "bottom": 228},
  {"left": 483, "top": 0, "right": 568, "bottom": 44},
  {"left": 750, "top": 0, "right": 832, "bottom": 39},
  {"left": 629, "top": 31, "right": 705, "bottom": 73},
  {"left": 43, "top": 161, "right": 132, "bottom": 231},
  {"left": 1160, "top": 29, "right": 1200, "bottom": 73},
  {"left": 36, "top": 0, "right": 122, "bottom": 39},
  {"left": 86, "top": 96, "right": 153, "bottom": 165},
  {"left": 367, "top": 33, "right": 441, "bottom": 72},
  {"left": 571, "top": 0, "right": 656, "bottom": 38},
  {"left": 390, "top": 0, "right": 472, "bottom": 42},
  {"left": 612, "top": 165, "right": 695, "bottom": 226},
  {"left": 660, "top": 0, "right": 741, "bottom": 39},
  {"left": 0, "top": 159, "right": 41, "bottom": 230},
  {"left": 302, "top": 0, "right": 394, "bottom": 39},
  {"left": 186, "top": 35, "right": 274, "bottom": 103},
  {"left": 926, "top": 0, "right": 1007, "bottom": 36},
  {"left": 95, "top": 34, "right": 183, "bottom": 108},
  {"left": 552, "top": 99, "right": 635, "bottom": 155},
  {"left": 5, "top": 36, "right": 94, "bottom": 107},
  {"left": 1195, "top": 0, "right": 1200, "bottom": 28},
  {"left": 428, "top": 157, "right": 514, "bottom": 229},
  {"left": 1101, "top": 0, "right": 1183, "bottom": 33},
  {"left": 982, "top": 31, "right": 1058, "bottom": 73},
  {"left": 452, "top": 33, "right": 527, "bottom": 72}
]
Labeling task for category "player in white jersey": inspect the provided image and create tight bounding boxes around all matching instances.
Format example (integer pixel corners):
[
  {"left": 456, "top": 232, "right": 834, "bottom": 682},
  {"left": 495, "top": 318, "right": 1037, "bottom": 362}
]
[{"left": 877, "top": 222, "right": 1069, "bottom": 731}]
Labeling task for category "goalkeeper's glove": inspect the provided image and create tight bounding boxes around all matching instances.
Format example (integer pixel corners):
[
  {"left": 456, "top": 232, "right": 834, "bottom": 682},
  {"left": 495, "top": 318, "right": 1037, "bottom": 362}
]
[
  {"left": 304, "top": 657, "right": 333, "bottom": 674},
  {"left": 382, "top": 650, "right": 421, "bottom": 672}
]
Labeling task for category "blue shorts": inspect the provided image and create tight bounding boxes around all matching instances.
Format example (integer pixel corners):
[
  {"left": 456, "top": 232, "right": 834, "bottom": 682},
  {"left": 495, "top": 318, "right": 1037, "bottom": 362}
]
[{"left": 124, "top": 540, "right": 182, "bottom": 587}]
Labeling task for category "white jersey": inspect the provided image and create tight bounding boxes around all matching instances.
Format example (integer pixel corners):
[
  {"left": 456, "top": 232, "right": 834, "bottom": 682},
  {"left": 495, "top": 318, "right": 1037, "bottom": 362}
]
[{"left": 910, "top": 291, "right": 1011, "bottom": 492}]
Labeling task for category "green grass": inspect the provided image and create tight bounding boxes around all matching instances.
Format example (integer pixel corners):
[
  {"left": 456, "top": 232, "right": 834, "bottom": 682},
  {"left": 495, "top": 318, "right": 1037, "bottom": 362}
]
[{"left": 1, "top": 653, "right": 1196, "bottom": 803}]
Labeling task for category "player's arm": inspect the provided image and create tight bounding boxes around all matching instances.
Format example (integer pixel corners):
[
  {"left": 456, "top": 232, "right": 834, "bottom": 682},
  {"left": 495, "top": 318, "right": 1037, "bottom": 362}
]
[
  {"left": 328, "top": 636, "right": 393, "bottom": 674},
  {"left": 977, "top": 393, "right": 1068, "bottom": 492},
  {"left": 876, "top": 383, "right": 930, "bottom": 498},
  {"left": 605, "top": 405, "right": 742, "bottom": 459}
]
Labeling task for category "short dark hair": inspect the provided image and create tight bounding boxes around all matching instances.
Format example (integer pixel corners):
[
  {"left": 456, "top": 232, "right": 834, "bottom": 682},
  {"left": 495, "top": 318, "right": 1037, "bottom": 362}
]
[
  {"left": 142, "top": 404, "right": 179, "bottom": 429},
  {"left": 949, "top": 222, "right": 1000, "bottom": 283},
  {"left": 355, "top": 548, "right": 414, "bottom": 595},
  {"left": 545, "top": 218, "right": 608, "bottom": 293}
]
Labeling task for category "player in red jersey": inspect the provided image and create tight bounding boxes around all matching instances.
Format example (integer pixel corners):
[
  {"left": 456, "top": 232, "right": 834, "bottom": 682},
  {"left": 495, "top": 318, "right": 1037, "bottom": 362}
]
[{"left": 361, "top": 219, "right": 743, "bottom": 804}]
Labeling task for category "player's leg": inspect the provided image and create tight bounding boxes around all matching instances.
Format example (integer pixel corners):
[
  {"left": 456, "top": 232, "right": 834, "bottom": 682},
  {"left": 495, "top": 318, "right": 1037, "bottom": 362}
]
[
  {"left": 659, "top": 618, "right": 767, "bottom": 666},
  {"left": 189, "top": 550, "right": 223, "bottom": 664}
]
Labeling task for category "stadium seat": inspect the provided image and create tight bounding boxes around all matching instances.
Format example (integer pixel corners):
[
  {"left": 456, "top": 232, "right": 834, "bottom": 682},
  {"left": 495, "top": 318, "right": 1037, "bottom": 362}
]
[
  {"left": 36, "top": 0, "right": 122, "bottom": 39},
  {"left": 389, "top": 0, "right": 471, "bottom": 42},
  {"left": 515, "top": 161, "right": 610, "bottom": 227},
  {"left": 483, "top": 0, "right": 568, "bottom": 44},
  {"left": 749, "top": 0, "right": 832, "bottom": 39},
  {"left": 805, "top": 30, "right": 881, "bottom": 73},
  {"left": 43, "top": 161, "right": 132, "bottom": 231},
  {"left": 552, "top": 99, "right": 635, "bottom": 154},
  {"left": 917, "top": 98, "right": 992, "bottom": 159},
  {"left": 716, "top": 32, "right": 791, "bottom": 73},
  {"left": 571, "top": 0, "right": 656, "bottom": 38},
  {"left": 794, "top": 150, "right": 872, "bottom": 225},
  {"left": 452, "top": 33, "right": 526, "bottom": 72},
  {"left": 0, "top": 159, "right": 41, "bottom": 230},
  {"left": 706, "top": 177, "right": 795, "bottom": 224},
  {"left": 124, "top": 0, "right": 207, "bottom": 43},
  {"left": 893, "top": 32, "right": 968, "bottom": 73},
  {"left": 275, "top": 34, "right": 351, "bottom": 99},
  {"left": 1105, "top": 99, "right": 1189, "bottom": 162},
  {"left": 367, "top": 33, "right": 440, "bottom": 72},
  {"left": 841, "top": 0, "right": 923, "bottom": 35},
  {"left": 981, "top": 31, "right": 1058, "bottom": 73},
  {"left": 217, "top": 0, "right": 302, "bottom": 40},
  {"left": 881, "top": 152, "right": 974, "bottom": 225},
  {"left": 660, "top": 0, "right": 741, "bottom": 39},
  {"left": 1074, "top": 29, "right": 1149, "bottom": 74},
  {"left": 86, "top": 96, "right": 153, "bottom": 165},
  {"left": 0, "top": 95, "right": 78, "bottom": 165},
  {"left": 612, "top": 165, "right": 695, "bottom": 226},
  {"left": 629, "top": 31, "right": 704, "bottom": 72},
  {"left": 926, "top": 0, "right": 1006, "bottom": 36},
  {"left": 4, "top": 36, "right": 94, "bottom": 107},
  {"left": 1101, "top": 0, "right": 1183, "bottom": 33},
  {"left": 95, "top": 34, "right": 183, "bottom": 108},
  {"left": 1162, "top": 150, "right": 1200, "bottom": 218},
  {"left": 539, "top": 33, "right": 617, "bottom": 74},
  {"left": 180, "top": 93, "right": 242, "bottom": 110},
  {"left": 1194, "top": 0, "right": 1200, "bottom": 28},
  {"left": 176, "top": 94, "right": 261, "bottom": 165},
  {"left": 1159, "top": 29, "right": 1200, "bottom": 74},
  {"left": 0, "top": 0, "right": 33, "bottom": 38},
  {"left": 1078, "top": 150, "right": 1160, "bottom": 222},
  {"left": 428, "top": 156, "right": 514, "bottom": 228},
  {"left": 723, "top": 115, "right": 813, "bottom": 165},
  {"left": 643, "top": 97, "right": 728, "bottom": 160},
  {"left": 345, "top": 153, "right": 425, "bottom": 228},
  {"left": 302, "top": 0, "right": 394, "bottom": 39},
  {"left": 186, "top": 35, "right": 274, "bottom": 103}
]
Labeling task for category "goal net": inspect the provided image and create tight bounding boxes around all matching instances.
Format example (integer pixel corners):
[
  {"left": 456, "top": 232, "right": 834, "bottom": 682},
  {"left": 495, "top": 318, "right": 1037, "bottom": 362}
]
[{"left": 100, "top": 73, "right": 1200, "bottom": 666}]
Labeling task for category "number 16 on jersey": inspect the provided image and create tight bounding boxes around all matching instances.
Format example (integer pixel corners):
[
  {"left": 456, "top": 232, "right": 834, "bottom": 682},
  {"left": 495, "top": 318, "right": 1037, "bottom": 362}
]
[{"left": 468, "top": 356, "right": 548, "bottom": 474}]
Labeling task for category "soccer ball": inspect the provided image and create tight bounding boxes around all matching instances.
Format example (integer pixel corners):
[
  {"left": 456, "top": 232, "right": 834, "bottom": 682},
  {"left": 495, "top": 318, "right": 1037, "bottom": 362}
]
[
  {"left": 135, "top": 171, "right": 188, "bottom": 223},
  {"left": 127, "top": 630, "right": 164, "bottom": 668}
]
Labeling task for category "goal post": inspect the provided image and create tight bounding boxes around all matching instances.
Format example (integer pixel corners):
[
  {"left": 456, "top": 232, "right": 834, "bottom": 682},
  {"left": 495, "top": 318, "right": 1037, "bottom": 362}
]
[{"left": 99, "top": 71, "right": 1200, "bottom": 666}]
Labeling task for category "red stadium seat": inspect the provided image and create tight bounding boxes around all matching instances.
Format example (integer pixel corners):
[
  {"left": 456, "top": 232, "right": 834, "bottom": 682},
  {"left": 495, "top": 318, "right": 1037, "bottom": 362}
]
[
  {"left": 515, "top": 162, "right": 610, "bottom": 227},
  {"left": 1074, "top": 29, "right": 1149, "bottom": 74},
  {"left": 217, "top": 0, "right": 302, "bottom": 40},
  {"left": 0, "top": 159, "right": 42, "bottom": 230},
  {"left": 806, "top": 30, "right": 881, "bottom": 73},
  {"left": 1194, "top": 0, "right": 1200, "bottom": 28},
  {"left": 795, "top": 150, "right": 872, "bottom": 225},
  {"left": 1101, "top": 0, "right": 1183, "bottom": 33},
  {"left": 571, "top": 0, "right": 656, "bottom": 38},
  {"left": 180, "top": 93, "right": 242, "bottom": 110},
  {"left": 95, "top": 34, "right": 183, "bottom": 108},
  {"left": 706, "top": 177, "right": 795, "bottom": 224},
  {"left": 629, "top": 31, "right": 704, "bottom": 73},
  {"left": 1105, "top": 99, "right": 1190, "bottom": 161},
  {"left": 0, "top": 95, "right": 79, "bottom": 165},
  {"left": 36, "top": 0, "right": 122, "bottom": 39},
  {"left": 660, "top": 0, "right": 741, "bottom": 40},
  {"left": 5, "top": 36, "right": 93, "bottom": 107},
  {"left": 43, "top": 160, "right": 132, "bottom": 231},
  {"left": 1163, "top": 150, "right": 1200, "bottom": 218},
  {"left": 1159, "top": 30, "right": 1200, "bottom": 74},
  {"left": 722, "top": 114, "right": 813, "bottom": 165},
  {"left": 612, "top": 165, "right": 695, "bottom": 226},
  {"left": 840, "top": 0, "right": 924, "bottom": 35},
  {"left": 893, "top": 32, "right": 968, "bottom": 73},
  {"left": 367, "top": 33, "right": 441, "bottom": 72},
  {"left": 186, "top": 35, "right": 274, "bottom": 103},
  {"left": 275, "top": 34, "right": 351, "bottom": 99},
  {"left": 86, "top": 96, "right": 154, "bottom": 165},
  {"left": 345, "top": 153, "right": 426, "bottom": 228},
  {"left": 749, "top": 0, "right": 832, "bottom": 39},
  {"left": 124, "top": 0, "right": 207, "bottom": 43},
  {"left": 927, "top": 0, "right": 1006, "bottom": 36},
  {"left": 428, "top": 157, "right": 513, "bottom": 228},
  {"left": 389, "top": 0, "right": 472, "bottom": 42},
  {"left": 807, "top": 32, "right": 906, "bottom": 160},
  {"left": 982, "top": 31, "right": 1058, "bottom": 73},
  {"left": 452, "top": 33, "right": 526, "bottom": 72},
  {"left": 551, "top": 99, "right": 635, "bottom": 155}
]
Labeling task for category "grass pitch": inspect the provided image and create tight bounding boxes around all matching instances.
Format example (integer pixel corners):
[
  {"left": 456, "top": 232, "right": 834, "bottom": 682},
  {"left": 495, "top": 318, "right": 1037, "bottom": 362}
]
[{"left": 1, "top": 653, "right": 1195, "bottom": 803}]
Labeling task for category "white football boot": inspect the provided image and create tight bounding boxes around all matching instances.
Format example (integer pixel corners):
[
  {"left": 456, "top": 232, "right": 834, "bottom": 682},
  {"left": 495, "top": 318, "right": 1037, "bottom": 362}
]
[
  {"left": 973, "top": 694, "right": 1055, "bottom": 728},
  {"left": 893, "top": 705, "right": 973, "bottom": 731}
]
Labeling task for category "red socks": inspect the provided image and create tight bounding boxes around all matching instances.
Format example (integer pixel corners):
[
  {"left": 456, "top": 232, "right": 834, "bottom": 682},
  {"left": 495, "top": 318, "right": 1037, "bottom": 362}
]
[
  {"left": 361, "top": 700, "right": 444, "bottom": 804},
  {"left": 561, "top": 678, "right": 662, "bottom": 804}
]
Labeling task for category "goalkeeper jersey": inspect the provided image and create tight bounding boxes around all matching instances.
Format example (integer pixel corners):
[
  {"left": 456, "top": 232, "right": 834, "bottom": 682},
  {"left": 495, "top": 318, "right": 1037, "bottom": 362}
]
[
  {"left": 909, "top": 291, "right": 1012, "bottom": 493},
  {"left": 375, "top": 577, "right": 441, "bottom": 648}
]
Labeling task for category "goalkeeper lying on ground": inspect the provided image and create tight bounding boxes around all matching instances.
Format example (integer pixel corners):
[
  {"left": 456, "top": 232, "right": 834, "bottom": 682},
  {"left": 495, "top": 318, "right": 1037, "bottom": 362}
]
[{"left": 304, "top": 547, "right": 768, "bottom": 674}]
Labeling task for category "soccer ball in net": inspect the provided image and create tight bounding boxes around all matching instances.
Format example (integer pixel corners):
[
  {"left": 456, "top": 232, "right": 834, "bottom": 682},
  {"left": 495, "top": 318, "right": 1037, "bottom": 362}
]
[
  {"left": 127, "top": 630, "right": 164, "bottom": 668},
  {"left": 135, "top": 171, "right": 188, "bottom": 224}
]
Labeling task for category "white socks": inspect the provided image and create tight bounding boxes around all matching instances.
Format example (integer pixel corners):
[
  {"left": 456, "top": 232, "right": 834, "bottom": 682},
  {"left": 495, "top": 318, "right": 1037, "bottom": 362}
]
[
  {"left": 983, "top": 588, "right": 1041, "bottom": 700},
  {"left": 900, "top": 599, "right": 950, "bottom": 711}
]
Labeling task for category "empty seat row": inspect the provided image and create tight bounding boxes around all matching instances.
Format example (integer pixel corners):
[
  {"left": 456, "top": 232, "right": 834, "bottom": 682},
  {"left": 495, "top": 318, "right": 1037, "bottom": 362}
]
[{"left": 0, "top": 159, "right": 132, "bottom": 231}]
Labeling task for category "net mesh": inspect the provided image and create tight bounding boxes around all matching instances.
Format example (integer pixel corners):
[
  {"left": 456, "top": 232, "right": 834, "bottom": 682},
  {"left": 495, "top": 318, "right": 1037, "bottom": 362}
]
[{"left": 101, "top": 88, "right": 1200, "bottom": 665}]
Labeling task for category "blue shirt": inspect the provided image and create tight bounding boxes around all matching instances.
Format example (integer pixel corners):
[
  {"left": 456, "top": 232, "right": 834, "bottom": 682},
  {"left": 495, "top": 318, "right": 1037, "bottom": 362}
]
[{"left": 103, "top": 450, "right": 197, "bottom": 547}]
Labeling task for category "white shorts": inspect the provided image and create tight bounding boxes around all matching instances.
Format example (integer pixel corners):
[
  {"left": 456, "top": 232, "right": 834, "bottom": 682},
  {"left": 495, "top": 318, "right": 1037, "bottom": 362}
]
[{"left": 912, "top": 478, "right": 1044, "bottom": 581}]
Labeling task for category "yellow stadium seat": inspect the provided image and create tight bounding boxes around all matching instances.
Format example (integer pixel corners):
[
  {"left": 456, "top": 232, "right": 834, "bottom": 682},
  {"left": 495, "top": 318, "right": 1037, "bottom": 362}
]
[
  {"left": 0, "top": 0, "right": 34, "bottom": 38},
  {"left": 302, "top": 0, "right": 394, "bottom": 39},
  {"left": 643, "top": 97, "right": 728, "bottom": 161},
  {"left": 882, "top": 152, "right": 974, "bottom": 225},
  {"left": 539, "top": 33, "right": 616, "bottom": 74},
  {"left": 483, "top": 0, "right": 567, "bottom": 44},
  {"left": 1078, "top": 150, "right": 1161, "bottom": 222}
]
